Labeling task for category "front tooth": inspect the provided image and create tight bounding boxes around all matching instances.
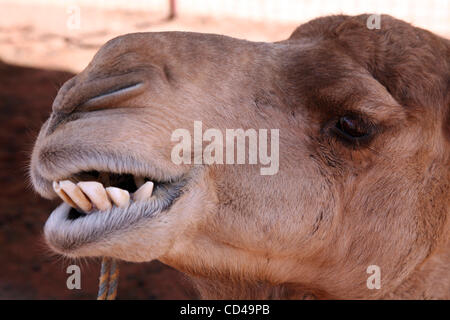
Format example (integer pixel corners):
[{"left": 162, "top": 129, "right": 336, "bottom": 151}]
[
  {"left": 134, "top": 176, "right": 145, "bottom": 188},
  {"left": 106, "top": 187, "right": 130, "bottom": 208},
  {"left": 77, "top": 181, "right": 112, "bottom": 211},
  {"left": 59, "top": 180, "right": 93, "bottom": 212},
  {"left": 53, "top": 181, "right": 77, "bottom": 208},
  {"left": 133, "top": 181, "right": 154, "bottom": 201}
]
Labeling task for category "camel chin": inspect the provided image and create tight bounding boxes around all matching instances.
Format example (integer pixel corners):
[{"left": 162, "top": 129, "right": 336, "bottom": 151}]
[{"left": 29, "top": 14, "right": 450, "bottom": 299}]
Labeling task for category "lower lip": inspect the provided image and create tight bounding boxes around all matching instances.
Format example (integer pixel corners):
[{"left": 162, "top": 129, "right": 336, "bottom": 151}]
[
  {"left": 44, "top": 179, "right": 187, "bottom": 251},
  {"left": 44, "top": 201, "right": 159, "bottom": 251}
]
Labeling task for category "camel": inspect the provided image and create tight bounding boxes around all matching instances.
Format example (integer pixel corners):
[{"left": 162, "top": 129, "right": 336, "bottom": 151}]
[{"left": 29, "top": 14, "right": 449, "bottom": 299}]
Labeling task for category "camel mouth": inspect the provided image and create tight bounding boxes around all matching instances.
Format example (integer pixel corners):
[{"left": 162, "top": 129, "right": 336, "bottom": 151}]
[
  {"left": 52, "top": 170, "right": 181, "bottom": 220},
  {"left": 44, "top": 169, "right": 188, "bottom": 255}
]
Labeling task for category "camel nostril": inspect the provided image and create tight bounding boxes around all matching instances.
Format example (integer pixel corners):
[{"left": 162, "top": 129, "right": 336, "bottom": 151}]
[
  {"left": 50, "top": 66, "right": 147, "bottom": 119},
  {"left": 80, "top": 82, "right": 144, "bottom": 111},
  {"left": 45, "top": 77, "right": 145, "bottom": 136}
]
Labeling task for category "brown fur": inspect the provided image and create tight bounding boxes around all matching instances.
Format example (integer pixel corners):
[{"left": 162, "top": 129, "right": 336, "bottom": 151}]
[{"left": 30, "top": 14, "right": 449, "bottom": 299}]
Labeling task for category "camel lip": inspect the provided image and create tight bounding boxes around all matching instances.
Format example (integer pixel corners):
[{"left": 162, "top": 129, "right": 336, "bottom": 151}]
[
  {"left": 31, "top": 147, "right": 186, "bottom": 200},
  {"left": 44, "top": 175, "right": 188, "bottom": 255}
]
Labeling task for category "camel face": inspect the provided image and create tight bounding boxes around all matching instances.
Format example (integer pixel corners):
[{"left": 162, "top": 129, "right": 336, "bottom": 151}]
[{"left": 30, "top": 15, "right": 449, "bottom": 299}]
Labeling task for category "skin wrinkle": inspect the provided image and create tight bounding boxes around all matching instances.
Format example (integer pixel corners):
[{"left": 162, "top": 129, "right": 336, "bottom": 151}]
[{"left": 29, "top": 14, "right": 449, "bottom": 299}]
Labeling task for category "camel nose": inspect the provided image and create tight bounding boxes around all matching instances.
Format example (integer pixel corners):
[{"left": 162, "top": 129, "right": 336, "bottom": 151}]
[
  {"left": 46, "top": 69, "right": 146, "bottom": 135},
  {"left": 51, "top": 76, "right": 77, "bottom": 114}
]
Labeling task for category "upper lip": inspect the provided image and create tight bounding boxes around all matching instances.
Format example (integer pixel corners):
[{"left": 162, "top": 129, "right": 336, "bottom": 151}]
[{"left": 32, "top": 146, "right": 183, "bottom": 199}]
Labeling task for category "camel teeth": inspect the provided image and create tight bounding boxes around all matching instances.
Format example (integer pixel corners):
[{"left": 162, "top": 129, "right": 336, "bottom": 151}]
[
  {"left": 77, "top": 181, "right": 112, "bottom": 211},
  {"left": 58, "top": 180, "right": 93, "bottom": 213},
  {"left": 53, "top": 181, "right": 77, "bottom": 209},
  {"left": 106, "top": 187, "right": 130, "bottom": 208},
  {"left": 134, "top": 176, "right": 145, "bottom": 188},
  {"left": 133, "top": 181, "right": 154, "bottom": 202}
]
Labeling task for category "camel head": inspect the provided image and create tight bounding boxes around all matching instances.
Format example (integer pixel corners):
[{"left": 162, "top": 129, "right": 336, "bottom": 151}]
[{"left": 30, "top": 14, "right": 450, "bottom": 299}]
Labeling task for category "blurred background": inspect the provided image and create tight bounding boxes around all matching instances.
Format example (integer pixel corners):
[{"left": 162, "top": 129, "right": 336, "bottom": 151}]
[{"left": 0, "top": 0, "right": 448, "bottom": 299}]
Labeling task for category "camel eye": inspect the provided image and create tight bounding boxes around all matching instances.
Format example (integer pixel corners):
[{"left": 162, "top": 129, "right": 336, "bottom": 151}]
[{"left": 333, "top": 115, "right": 371, "bottom": 141}]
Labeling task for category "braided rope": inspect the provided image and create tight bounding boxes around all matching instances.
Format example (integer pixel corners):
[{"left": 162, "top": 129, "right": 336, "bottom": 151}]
[
  {"left": 97, "top": 257, "right": 119, "bottom": 300},
  {"left": 106, "top": 259, "right": 119, "bottom": 300}
]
